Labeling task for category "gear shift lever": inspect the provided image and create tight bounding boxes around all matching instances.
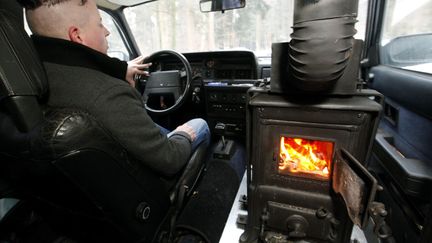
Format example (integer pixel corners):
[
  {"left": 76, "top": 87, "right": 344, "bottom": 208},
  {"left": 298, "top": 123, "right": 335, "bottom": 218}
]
[
  {"left": 213, "top": 122, "right": 235, "bottom": 160},
  {"left": 215, "top": 122, "right": 227, "bottom": 148}
]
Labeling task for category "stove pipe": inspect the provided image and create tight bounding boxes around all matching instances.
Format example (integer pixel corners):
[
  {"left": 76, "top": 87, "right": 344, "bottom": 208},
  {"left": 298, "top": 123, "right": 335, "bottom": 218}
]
[
  {"left": 271, "top": 0, "right": 360, "bottom": 94},
  {"left": 289, "top": 0, "right": 359, "bottom": 92}
]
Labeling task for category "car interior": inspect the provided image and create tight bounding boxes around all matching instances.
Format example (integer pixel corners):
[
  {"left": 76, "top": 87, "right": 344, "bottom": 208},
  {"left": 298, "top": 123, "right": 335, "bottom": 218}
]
[{"left": 1, "top": 0, "right": 431, "bottom": 243}]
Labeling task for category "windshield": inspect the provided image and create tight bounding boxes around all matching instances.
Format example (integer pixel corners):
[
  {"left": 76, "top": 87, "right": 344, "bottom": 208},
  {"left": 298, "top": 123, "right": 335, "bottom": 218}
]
[{"left": 124, "top": 0, "right": 367, "bottom": 57}]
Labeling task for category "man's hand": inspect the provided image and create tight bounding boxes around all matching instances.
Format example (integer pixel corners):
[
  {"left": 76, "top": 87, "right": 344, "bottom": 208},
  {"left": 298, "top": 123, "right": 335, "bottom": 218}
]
[
  {"left": 174, "top": 123, "right": 196, "bottom": 142},
  {"left": 126, "top": 55, "right": 151, "bottom": 87}
]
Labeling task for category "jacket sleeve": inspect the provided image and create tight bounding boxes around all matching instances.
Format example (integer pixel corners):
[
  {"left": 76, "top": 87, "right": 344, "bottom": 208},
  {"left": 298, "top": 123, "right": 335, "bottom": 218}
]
[{"left": 91, "top": 84, "right": 192, "bottom": 177}]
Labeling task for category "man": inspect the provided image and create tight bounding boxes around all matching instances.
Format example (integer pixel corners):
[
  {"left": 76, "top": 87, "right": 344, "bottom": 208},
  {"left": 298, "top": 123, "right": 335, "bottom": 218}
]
[{"left": 17, "top": 0, "right": 210, "bottom": 177}]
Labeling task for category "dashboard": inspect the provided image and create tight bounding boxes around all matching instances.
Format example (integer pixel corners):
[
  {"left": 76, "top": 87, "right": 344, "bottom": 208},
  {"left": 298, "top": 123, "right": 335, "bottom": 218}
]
[
  {"left": 158, "top": 51, "right": 257, "bottom": 80},
  {"left": 149, "top": 50, "right": 262, "bottom": 137}
]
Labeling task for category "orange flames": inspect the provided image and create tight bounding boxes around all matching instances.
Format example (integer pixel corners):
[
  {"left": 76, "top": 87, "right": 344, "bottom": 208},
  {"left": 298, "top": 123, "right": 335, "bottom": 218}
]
[{"left": 279, "top": 137, "right": 334, "bottom": 179}]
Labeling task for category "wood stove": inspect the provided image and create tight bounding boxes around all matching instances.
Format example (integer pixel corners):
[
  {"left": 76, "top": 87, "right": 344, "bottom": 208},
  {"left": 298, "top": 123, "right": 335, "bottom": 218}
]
[
  {"left": 241, "top": 90, "right": 382, "bottom": 242},
  {"left": 240, "top": 1, "right": 383, "bottom": 241}
]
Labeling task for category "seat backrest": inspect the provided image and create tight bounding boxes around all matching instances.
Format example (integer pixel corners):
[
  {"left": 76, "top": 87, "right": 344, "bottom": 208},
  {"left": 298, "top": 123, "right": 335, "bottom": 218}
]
[
  {"left": 0, "top": 3, "right": 46, "bottom": 132},
  {"left": 0, "top": 1, "right": 172, "bottom": 241}
]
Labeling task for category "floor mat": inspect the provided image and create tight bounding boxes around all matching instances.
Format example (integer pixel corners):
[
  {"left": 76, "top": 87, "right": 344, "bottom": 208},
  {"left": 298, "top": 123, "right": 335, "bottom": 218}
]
[{"left": 176, "top": 160, "right": 240, "bottom": 243}]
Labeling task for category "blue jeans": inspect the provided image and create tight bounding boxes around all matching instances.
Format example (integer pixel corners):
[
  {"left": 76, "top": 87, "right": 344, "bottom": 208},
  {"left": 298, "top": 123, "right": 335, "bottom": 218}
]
[{"left": 158, "top": 118, "right": 210, "bottom": 152}]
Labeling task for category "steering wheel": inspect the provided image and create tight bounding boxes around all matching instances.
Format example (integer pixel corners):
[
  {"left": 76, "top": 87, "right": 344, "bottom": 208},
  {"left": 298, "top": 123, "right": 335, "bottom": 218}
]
[{"left": 142, "top": 50, "right": 192, "bottom": 114}]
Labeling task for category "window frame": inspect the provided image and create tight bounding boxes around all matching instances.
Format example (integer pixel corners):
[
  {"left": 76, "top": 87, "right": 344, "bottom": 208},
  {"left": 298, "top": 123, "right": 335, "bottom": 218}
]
[{"left": 99, "top": 7, "right": 141, "bottom": 60}]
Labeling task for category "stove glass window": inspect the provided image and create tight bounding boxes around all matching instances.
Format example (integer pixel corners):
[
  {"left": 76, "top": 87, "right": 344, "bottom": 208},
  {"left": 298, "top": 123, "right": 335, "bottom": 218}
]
[{"left": 279, "top": 136, "right": 334, "bottom": 179}]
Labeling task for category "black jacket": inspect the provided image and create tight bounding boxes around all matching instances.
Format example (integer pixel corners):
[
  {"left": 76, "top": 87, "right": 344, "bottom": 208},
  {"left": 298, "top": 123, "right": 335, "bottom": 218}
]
[{"left": 33, "top": 36, "right": 192, "bottom": 177}]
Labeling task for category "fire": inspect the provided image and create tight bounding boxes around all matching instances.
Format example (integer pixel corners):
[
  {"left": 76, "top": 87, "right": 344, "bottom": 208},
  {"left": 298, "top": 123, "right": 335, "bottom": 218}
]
[{"left": 279, "top": 137, "right": 334, "bottom": 179}]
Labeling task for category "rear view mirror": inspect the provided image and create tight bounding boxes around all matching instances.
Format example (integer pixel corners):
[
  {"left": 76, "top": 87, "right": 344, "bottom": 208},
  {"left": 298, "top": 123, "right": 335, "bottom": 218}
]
[{"left": 200, "top": 0, "right": 245, "bottom": 12}]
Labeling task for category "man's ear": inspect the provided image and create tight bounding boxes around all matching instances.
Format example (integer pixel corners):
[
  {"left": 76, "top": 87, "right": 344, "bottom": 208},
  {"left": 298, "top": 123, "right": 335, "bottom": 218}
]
[{"left": 68, "top": 26, "right": 83, "bottom": 44}]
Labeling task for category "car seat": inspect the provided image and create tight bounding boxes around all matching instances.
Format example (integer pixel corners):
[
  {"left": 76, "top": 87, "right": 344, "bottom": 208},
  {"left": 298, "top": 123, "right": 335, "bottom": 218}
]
[{"left": 0, "top": 1, "right": 208, "bottom": 242}]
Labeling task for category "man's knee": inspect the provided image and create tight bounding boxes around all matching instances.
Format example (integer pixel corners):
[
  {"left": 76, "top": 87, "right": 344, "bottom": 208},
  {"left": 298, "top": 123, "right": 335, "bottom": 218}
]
[
  {"left": 187, "top": 118, "right": 210, "bottom": 145},
  {"left": 188, "top": 118, "right": 209, "bottom": 131},
  {"left": 197, "top": 118, "right": 209, "bottom": 130}
]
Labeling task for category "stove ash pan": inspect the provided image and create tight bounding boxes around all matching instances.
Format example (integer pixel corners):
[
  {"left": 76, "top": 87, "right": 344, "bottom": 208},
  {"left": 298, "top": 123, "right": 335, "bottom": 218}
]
[{"left": 241, "top": 90, "right": 382, "bottom": 243}]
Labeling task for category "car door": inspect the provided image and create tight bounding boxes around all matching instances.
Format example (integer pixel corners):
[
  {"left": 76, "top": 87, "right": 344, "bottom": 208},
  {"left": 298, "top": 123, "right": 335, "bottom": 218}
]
[{"left": 363, "top": 0, "right": 432, "bottom": 242}]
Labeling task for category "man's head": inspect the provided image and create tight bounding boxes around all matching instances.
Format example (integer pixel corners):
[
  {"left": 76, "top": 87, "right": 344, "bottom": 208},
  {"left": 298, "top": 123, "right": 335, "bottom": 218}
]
[{"left": 18, "top": 0, "right": 110, "bottom": 54}]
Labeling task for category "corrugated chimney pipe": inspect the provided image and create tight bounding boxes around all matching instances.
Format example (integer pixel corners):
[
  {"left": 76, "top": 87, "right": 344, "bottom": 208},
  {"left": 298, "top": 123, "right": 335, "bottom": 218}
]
[{"left": 289, "top": 0, "right": 359, "bottom": 92}]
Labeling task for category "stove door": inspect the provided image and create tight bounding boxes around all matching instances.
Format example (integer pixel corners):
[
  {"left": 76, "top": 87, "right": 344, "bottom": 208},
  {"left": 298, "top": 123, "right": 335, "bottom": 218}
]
[{"left": 332, "top": 149, "right": 378, "bottom": 228}]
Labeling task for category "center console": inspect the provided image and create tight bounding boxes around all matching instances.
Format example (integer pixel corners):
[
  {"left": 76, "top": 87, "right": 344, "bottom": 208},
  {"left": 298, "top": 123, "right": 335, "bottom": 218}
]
[{"left": 204, "top": 80, "right": 255, "bottom": 137}]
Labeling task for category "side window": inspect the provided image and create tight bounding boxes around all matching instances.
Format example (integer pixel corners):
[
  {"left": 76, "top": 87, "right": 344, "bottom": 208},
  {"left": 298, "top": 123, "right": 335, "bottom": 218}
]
[
  {"left": 355, "top": 0, "right": 369, "bottom": 40},
  {"left": 99, "top": 10, "right": 130, "bottom": 61},
  {"left": 380, "top": 0, "right": 432, "bottom": 74}
]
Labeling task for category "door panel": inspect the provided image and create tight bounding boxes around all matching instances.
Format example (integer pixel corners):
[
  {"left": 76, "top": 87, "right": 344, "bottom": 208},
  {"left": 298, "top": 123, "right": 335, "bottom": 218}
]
[
  {"left": 368, "top": 65, "right": 432, "bottom": 242},
  {"left": 371, "top": 66, "right": 432, "bottom": 121},
  {"left": 364, "top": 0, "right": 432, "bottom": 240},
  {"left": 371, "top": 66, "right": 432, "bottom": 162}
]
